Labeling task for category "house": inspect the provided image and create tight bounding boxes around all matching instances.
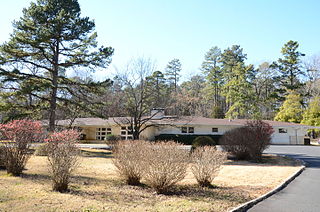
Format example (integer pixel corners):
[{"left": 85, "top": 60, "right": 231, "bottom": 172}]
[{"left": 52, "top": 109, "right": 319, "bottom": 145}]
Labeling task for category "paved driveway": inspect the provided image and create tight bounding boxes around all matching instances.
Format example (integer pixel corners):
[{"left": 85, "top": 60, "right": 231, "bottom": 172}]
[{"left": 249, "top": 145, "right": 320, "bottom": 212}]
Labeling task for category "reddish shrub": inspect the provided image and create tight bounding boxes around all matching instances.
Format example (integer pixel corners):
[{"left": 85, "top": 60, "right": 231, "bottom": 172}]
[
  {"left": 220, "top": 127, "right": 250, "bottom": 160},
  {"left": 221, "top": 120, "right": 274, "bottom": 162},
  {"left": 0, "top": 120, "right": 43, "bottom": 175},
  {"left": 245, "top": 120, "right": 274, "bottom": 161},
  {"left": 46, "top": 130, "right": 80, "bottom": 192}
]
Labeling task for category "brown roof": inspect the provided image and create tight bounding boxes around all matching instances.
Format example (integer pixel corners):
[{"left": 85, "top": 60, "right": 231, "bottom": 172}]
[
  {"left": 151, "top": 116, "right": 314, "bottom": 128},
  {"left": 49, "top": 116, "right": 316, "bottom": 128}
]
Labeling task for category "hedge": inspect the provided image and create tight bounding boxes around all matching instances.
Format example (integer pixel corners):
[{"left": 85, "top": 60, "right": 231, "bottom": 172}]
[{"left": 154, "top": 134, "right": 222, "bottom": 145}]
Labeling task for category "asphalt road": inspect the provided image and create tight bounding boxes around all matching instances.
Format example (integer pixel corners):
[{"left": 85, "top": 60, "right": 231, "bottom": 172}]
[{"left": 249, "top": 145, "right": 320, "bottom": 212}]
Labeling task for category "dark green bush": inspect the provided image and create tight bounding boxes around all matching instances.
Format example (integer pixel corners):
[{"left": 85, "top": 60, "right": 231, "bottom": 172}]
[
  {"left": 105, "top": 134, "right": 121, "bottom": 146},
  {"left": 192, "top": 136, "right": 216, "bottom": 149},
  {"left": 155, "top": 134, "right": 222, "bottom": 145}
]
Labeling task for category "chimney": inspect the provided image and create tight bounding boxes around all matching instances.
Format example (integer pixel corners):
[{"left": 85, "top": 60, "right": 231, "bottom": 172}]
[{"left": 150, "top": 108, "right": 165, "bottom": 119}]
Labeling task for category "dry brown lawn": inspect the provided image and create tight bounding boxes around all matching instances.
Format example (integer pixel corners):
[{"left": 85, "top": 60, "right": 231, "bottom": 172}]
[{"left": 0, "top": 149, "right": 302, "bottom": 212}]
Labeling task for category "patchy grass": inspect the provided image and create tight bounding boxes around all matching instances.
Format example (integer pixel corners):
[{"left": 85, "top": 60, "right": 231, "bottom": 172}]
[{"left": 0, "top": 150, "right": 302, "bottom": 212}]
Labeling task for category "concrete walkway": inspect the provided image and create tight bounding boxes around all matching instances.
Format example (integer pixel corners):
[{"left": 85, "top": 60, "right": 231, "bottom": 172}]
[{"left": 249, "top": 145, "right": 320, "bottom": 212}]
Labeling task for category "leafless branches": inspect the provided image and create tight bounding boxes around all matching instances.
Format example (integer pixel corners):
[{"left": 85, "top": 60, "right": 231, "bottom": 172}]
[{"left": 191, "top": 146, "right": 227, "bottom": 187}]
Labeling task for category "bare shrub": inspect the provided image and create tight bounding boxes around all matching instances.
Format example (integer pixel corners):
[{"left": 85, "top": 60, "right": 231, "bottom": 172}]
[
  {"left": 46, "top": 130, "right": 80, "bottom": 192},
  {"left": 112, "top": 140, "right": 148, "bottom": 185},
  {"left": 0, "top": 120, "right": 43, "bottom": 176},
  {"left": 245, "top": 120, "right": 274, "bottom": 161},
  {"left": 191, "top": 146, "right": 227, "bottom": 187},
  {"left": 0, "top": 146, "right": 6, "bottom": 169},
  {"left": 221, "top": 120, "right": 274, "bottom": 162},
  {"left": 143, "top": 141, "right": 189, "bottom": 194},
  {"left": 220, "top": 127, "right": 250, "bottom": 160}
]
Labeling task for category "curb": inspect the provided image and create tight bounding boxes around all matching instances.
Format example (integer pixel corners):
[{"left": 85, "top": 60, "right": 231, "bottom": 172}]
[{"left": 229, "top": 157, "right": 306, "bottom": 212}]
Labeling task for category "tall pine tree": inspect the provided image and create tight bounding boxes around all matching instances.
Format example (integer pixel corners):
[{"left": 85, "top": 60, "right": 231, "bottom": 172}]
[
  {"left": 165, "top": 58, "right": 181, "bottom": 92},
  {"left": 201, "top": 46, "right": 224, "bottom": 118},
  {"left": 271, "top": 40, "right": 305, "bottom": 94},
  {"left": 219, "top": 45, "right": 254, "bottom": 119},
  {"left": 0, "top": 0, "right": 113, "bottom": 131}
]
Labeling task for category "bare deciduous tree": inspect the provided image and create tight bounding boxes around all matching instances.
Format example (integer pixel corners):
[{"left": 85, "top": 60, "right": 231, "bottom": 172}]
[
  {"left": 304, "top": 55, "right": 320, "bottom": 98},
  {"left": 114, "top": 57, "right": 159, "bottom": 139}
]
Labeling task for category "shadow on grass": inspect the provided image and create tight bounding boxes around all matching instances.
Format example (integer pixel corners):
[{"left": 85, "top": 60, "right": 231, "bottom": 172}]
[
  {"left": 161, "top": 184, "right": 249, "bottom": 201},
  {"left": 20, "top": 172, "right": 109, "bottom": 187},
  {"left": 223, "top": 154, "right": 302, "bottom": 167},
  {"left": 68, "top": 178, "right": 251, "bottom": 205},
  {"left": 19, "top": 171, "right": 251, "bottom": 205},
  {"left": 80, "top": 149, "right": 113, "bottom": 159}
]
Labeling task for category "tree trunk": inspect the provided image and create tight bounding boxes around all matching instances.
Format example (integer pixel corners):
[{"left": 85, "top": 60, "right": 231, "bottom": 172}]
[{"left": 48, "top": 41, "right": 59, "bottom": 132}]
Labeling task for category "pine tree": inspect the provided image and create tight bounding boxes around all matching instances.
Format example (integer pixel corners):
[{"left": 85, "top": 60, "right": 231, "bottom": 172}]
[
  {"left": 201, "top": 46, "right": 224, "bottom": 118},
  {"left": 219, "top": 45, "right": 255, "bottom": 119},
  {"left": 271, "top": 40, "right": 305, "bottom": 93},
  {"left": 165, "top": 58, "right": 181, "bottom": 92},
  {"left": 0, "top": 0, "right": 113, "bottom": 130},
  {"left": 145, "top": 71, "right": 168, "bottom": 108}
]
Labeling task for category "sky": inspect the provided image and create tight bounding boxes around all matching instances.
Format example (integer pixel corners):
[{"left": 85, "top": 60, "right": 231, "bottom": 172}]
[{"left": 1, "top": 0, "right": 320, "bottom": 81}]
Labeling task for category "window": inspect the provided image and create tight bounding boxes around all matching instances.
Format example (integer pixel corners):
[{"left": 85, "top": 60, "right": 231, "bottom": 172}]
[
  {"left": 181, "top": 127, "right": 194, "bottom": 133},
  {"left": 212, "top": 128, "right": 218, "bottom": 133},
  {"left": 279, "top": 128, "right": 287, "bottom": 133},
  {"left": 120, "top": 126, "right": 133, "bottom": 140},
  {"left": 106, "top": 128, "right": 112, "bottom": 135},
  {"left": 181, "top": 127, "right": 188, "bottom": 133},
  {"left": 96, "top": 127, "right": 112, "bottom": 140}
]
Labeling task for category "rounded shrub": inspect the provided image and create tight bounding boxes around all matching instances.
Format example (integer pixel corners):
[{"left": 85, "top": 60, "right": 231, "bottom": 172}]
[
  {"left": 113, "top": 140, "right": 148, "bottom": 185},
  {"left": 46, "top": 130, "right": 80, "bottom": 192},
  {"left": 143, "top": 141, "right": 189, "bottom": 194},
  {"left": 220, "top": 120, "right": 274, "bottom": 162},
  {"left": 0, "top": 120, "right": 43, "bottom": 176},
  {"left": 192, "top": 136, "right": 216, "bottom": 150},
  {"left": 191, "top": 146, "right": 227, "bottom": 187}
]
